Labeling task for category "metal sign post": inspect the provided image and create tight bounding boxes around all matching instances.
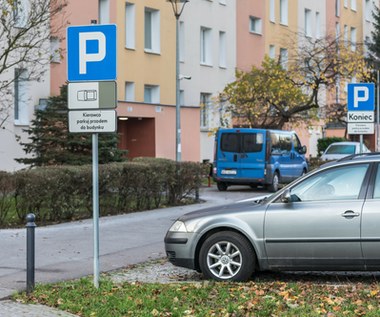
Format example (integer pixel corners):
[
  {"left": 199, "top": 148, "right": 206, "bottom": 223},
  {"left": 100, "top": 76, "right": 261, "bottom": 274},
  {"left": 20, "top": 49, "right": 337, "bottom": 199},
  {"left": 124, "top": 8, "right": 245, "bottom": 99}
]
[
  {"left": 67, "top": 24, "right": 117, "bottom": 288},
  {"left": 92, "top": 133, "right": 100, "bottom": 288}
]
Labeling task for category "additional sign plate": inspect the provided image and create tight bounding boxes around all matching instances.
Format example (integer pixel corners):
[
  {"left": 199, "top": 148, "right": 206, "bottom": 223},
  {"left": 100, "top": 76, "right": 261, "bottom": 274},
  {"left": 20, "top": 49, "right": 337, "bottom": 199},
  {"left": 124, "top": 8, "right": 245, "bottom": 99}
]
[
  {"left": 347, "top": 111, "right": 374, "bottom": 123},
  {"left": 68, "top": 81, "right": 117, "bottom": 109},
  {"left": 348, "top": 122, "right": 374, "bottom": 135},
  {"left": 67, "top": 24, "right": 117, "bottom": 82},
  {"left": 69, "top": 110, "right": 116, "bottom": 133}
]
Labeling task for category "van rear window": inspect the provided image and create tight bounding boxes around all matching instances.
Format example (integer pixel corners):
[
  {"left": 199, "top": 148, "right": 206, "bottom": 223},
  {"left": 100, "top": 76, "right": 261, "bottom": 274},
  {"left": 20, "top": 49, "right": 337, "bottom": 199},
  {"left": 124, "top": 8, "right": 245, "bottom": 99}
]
[{"left": 221, "top": 133, "right": 263, "bottom": 153}]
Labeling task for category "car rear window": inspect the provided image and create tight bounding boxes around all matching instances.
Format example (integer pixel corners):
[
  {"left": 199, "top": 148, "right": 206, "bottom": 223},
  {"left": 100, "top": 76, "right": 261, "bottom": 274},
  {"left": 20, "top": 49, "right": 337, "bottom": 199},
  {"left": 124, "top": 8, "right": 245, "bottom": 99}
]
[{"left": 326, "top": 145, "right": 356, "bottom": 155}]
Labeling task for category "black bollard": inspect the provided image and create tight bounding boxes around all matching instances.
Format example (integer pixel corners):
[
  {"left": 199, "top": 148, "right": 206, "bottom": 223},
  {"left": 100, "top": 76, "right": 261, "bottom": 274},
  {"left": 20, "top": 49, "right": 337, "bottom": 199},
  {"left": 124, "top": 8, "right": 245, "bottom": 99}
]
[{"left": 26, "top": 213, "right": 36, "bottom": 295}]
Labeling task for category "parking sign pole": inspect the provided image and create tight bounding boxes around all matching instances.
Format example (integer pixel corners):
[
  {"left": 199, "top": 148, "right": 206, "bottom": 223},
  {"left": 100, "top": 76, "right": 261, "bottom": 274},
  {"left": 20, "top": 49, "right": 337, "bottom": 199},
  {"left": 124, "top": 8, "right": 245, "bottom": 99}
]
[{"left": 92, "top": 133, "right": 100, "bottom": 288}]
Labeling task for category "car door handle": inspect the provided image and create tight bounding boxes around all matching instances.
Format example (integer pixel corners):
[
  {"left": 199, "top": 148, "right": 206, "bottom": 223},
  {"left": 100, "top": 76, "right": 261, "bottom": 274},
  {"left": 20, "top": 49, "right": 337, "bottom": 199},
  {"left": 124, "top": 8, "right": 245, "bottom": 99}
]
[{"left": 341, "top": 210, "right": 360, "bottom": 219}]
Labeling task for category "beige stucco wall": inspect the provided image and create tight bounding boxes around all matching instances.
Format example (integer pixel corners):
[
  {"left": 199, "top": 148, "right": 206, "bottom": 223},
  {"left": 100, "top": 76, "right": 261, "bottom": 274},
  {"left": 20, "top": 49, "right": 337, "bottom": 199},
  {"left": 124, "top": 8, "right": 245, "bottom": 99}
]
[{"left": 265, "top": 0, "right": 298, "bottom": 57}]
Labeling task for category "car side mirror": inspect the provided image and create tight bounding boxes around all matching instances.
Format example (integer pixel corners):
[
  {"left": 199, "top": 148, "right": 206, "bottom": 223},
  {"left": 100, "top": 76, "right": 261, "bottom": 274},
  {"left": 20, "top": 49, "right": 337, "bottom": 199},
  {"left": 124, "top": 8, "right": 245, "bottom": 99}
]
[
  {"left": 298, "top": 145, "right": 307, "bottom": 154},
  {"left": 281, "top": 189, "right": 292, "bottom": 203}
]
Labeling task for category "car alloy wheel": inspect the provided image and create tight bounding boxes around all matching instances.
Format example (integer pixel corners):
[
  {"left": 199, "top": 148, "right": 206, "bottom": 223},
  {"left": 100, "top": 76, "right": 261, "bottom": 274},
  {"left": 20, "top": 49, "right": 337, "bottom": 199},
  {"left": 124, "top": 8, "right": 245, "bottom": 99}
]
[{"left": 199, "top": 231, "right": 255, "bottom": 281}]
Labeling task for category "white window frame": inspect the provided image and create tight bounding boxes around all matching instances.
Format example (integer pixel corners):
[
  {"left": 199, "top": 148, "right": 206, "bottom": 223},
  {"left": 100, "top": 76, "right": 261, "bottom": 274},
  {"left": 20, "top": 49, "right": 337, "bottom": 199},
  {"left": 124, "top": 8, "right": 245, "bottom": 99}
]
[
  {"left": 351, "top": 0, "right": 356, "bottom": 11},
  {"left": 350, "top": 27, "right": 356, "bottom": 51},
  {"left": 315, "top": 12, "right": 321, "bottom": 39},
  {"left": 280, "top": 0, "right": 288, "bottom": 25},
  {"left": 125, "top": 82, "right": 135, "bottom": 102},
  {"left": 280, "top": 48, "right": 288, "bottom": 70},
  {"left": 305, "top": 9, "right": 312, "bottom": 37},
  {"left": 336, "top": 0, "right": 340, "bottom": 17},
  {"left": 344, "top": 24, "right": 348, "bottom": 46},
  {"left": 14, "top": 0, "right": 29, "bottom": 28},
  {"left": 99, "top": 0, "right": 110, "bottom": 24},
  {"left": 200, "top": 26, "right": 212, "bottom": 66},
  {"left": 270, "top": 0, "right": 275, "bottom": 23},
  {"left": 365, "top": 0, "right": 371, "bottom": 21},
  {"left": 200, "top": 93, "right": 212, "bottom": 129},
  {"left": 125, "top": 3, "right": 135, "bottom": 49},
  {"left": 344, "top": 0, "right": 348, "bottom": 7},
  {"left": 144, "top": 8, "right": 160, "bottom": 54},
  {"left": 269, "top": 45, "right": 276, "bottom": 59},
  {"left": 249, "top": 16, "right": 262, "bottom": 35},
  {"left": 335, "top": 22, "right": 340, "bottom": 40},
  {"left": 144, "top": 85, "right": 160, "bottom": 104},
  {"left": 50, "top": 37, "right": 61, "bottom": 63},
  {"left": 14, "top": 68, "right": 29, "bottom": 125},
  {"left": 219, "top": 31, "right": 226, "bottom": 68}
]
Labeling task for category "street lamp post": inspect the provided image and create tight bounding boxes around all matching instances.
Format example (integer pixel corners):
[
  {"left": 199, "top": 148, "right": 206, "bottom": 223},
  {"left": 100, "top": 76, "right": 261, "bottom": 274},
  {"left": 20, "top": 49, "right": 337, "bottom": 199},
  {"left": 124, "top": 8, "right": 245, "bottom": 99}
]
[{"left": 168, "top": 0, "right": 189, "bottom": 161}]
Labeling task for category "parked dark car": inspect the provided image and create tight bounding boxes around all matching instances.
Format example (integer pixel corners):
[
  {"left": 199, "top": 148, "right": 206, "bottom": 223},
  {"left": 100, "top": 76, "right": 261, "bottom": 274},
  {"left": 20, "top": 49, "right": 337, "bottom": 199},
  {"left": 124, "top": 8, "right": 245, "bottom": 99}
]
[{"left": 165, "top": 153, "right": 380, "bottom": 282}]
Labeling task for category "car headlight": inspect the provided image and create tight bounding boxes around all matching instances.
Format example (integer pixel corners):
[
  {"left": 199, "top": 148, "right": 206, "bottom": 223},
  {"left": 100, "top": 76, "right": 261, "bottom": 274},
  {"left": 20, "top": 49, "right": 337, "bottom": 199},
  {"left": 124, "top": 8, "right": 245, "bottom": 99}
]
[{"left": 169, "top": 220, "right": 188, "bottom": 232}]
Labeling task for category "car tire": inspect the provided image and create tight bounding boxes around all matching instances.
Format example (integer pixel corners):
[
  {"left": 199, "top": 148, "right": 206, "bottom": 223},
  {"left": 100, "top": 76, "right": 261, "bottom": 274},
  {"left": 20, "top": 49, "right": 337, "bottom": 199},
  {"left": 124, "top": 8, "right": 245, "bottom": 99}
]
[
  {"left": 199, "top": 231, "right": 256, "bottom": 282},
  {"left": 268, "top": 171, "right": 279, "bottom": 192},
  {"left": 217, "top": 182, "right": 228, "bottom": 191}
]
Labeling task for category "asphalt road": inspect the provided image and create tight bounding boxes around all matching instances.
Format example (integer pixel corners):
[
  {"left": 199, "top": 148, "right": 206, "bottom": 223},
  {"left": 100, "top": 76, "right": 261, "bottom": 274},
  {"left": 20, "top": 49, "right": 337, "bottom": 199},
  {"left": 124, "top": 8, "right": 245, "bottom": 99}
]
[{"left": 0, "top": 185, "right": 265, "bottom": 297}]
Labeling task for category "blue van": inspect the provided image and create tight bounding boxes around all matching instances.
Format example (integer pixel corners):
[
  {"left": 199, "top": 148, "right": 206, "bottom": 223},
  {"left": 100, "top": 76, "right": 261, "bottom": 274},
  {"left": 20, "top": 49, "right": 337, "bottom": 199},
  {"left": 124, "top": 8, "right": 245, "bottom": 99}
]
[{"left": 213, "top": 128, "right": 308, "bottom": 192}]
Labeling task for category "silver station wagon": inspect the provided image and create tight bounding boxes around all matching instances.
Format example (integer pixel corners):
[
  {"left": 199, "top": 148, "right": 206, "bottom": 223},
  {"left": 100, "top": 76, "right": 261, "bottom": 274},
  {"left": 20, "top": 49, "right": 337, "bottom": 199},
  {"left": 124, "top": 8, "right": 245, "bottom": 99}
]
[{"left": 165, "top": 153, "right": 380, "bottom": 282}]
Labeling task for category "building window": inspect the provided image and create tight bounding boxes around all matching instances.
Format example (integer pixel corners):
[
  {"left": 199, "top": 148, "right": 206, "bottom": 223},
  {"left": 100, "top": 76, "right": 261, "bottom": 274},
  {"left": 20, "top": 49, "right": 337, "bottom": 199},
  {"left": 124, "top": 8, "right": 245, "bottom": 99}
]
[
  {"left": 269, "top": 45, "right": 275, "bottom": 59},
  {"left": 14, "top": 69, "right": 29, "bottom": 125},
  {"left": 305, "top": 9, "right": 312, "bottom": 37},
  {"left": 280, "top": 0, "right": 288, "bottom": 25},
  {"left": 365, "top": 0, "right": 371, "bottom": 21},
  {"left": 200, "top": 26, "right": 212, "bottom": 66},
  {"left": 125, "top": 82, "right": 135, "bottom": 102},
  {"left": 99, "top": 0, "right": 110, "bottom": 24},
  {"left": 315, "top": 12, "right": 321, "bottom": 39},
  {"left": 351, "top": 0, "right": 356, "bottom": 11},
  {"left": 144, "top": 8, "right": 160, "bottom": 53},
  {"left": 344, "top": 0, "right": 348, "bottom": 7},
  {"left": 344, "top": 25, "right": 348, "bottom": 46},
  {"left": 125, "top": 3, "right": 135, "bottom": 49},
  {"left": 200, "top": 93, "right": 212, "bottom": 128},
  {"left": 280, "top": 48, "right": 288, "bottom": 70},
  {"left": 250, "top": 16, "right": 262, "bottom": 34},
  {"left": 335, "top": 22, "right": 340, "bottom": 41},
  {"left": 14, "top": 0, "right": 29, "bottom": 28},
  {"left": 350, "top": 27, "right": 356, "bottom": 51},
  {"left": 219, "top": 31, "right": 226, "bottom": 68},
  {"left": 270, "top": 0, "right": 275, "bottom": 22},
  {"left": 50, "top": 37, "right": 60, "bottom": 63},
  {"left": 144, "top": 85, "right": 160, "bottom": 104},
  {"left": 336, "top": 0, "right": 340, "bottom": 17},
  {"left": 179, "top": 21, "right": 185, "bottom": 62}
]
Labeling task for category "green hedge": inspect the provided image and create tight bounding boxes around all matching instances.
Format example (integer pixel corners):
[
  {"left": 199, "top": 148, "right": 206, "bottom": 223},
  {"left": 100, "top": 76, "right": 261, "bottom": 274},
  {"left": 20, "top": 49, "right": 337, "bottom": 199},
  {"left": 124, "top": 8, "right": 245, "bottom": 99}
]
[{"left": 0, "top": 159, "right": 204, "bottom": 227}]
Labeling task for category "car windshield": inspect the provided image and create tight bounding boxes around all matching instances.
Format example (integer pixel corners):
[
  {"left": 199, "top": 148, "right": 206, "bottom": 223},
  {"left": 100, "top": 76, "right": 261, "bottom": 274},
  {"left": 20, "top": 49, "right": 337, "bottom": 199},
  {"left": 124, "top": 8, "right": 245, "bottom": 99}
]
[{"left": 326, "top": 144, "right": 356, "bottom": 155}]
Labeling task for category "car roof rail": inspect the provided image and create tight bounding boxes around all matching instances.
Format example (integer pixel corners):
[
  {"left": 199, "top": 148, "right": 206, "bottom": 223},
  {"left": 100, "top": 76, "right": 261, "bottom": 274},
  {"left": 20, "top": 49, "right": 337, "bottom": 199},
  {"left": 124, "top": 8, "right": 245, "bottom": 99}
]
[{"left": 337, "top": 152, "right": 380, "bottom": 162}]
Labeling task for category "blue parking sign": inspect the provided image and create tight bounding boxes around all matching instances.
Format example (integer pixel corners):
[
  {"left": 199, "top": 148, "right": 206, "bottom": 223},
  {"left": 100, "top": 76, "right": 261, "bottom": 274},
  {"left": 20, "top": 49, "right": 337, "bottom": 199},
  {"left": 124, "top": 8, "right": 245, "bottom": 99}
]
[
  {"left": 67, "top": 24, "right": 117, "bottom": 82},
  {"left": 347, "top": 83, "right": 375, "bottom": 111}
]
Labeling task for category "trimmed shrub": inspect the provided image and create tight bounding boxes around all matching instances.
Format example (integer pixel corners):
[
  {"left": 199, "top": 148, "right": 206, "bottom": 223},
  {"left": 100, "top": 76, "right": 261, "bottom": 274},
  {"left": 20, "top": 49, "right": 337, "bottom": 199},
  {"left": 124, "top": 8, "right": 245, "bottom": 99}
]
[{"left": 5, "top": 159, "right": 204, "bottom": 226}]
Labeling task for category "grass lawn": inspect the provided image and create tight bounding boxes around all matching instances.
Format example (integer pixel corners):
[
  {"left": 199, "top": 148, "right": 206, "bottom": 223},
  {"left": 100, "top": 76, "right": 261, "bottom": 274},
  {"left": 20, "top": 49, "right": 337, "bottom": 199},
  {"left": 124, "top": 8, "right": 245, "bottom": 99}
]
[{"left": 15, "top": 272, "right": 380, "bottom": 317}]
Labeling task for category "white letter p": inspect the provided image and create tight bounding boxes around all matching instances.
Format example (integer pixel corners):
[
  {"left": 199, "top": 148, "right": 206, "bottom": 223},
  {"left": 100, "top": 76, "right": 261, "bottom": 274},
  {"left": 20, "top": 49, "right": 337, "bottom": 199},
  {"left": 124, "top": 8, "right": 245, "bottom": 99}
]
[
  {"left": 353, "top": 86, "right": 369, "bottom": 108},
  {"left": 79, "top": 32, "right": 106, "bottom": 75}
]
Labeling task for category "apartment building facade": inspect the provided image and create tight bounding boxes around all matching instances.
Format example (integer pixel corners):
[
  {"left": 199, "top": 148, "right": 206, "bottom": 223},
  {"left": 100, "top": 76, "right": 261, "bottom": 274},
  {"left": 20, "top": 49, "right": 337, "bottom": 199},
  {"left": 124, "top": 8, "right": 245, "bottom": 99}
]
[
  {"left": 1, "top": 0, "right": 379, "bottom": 171},
  {"left": 0, "top": 0, "right": 53, "bottom": 171}
]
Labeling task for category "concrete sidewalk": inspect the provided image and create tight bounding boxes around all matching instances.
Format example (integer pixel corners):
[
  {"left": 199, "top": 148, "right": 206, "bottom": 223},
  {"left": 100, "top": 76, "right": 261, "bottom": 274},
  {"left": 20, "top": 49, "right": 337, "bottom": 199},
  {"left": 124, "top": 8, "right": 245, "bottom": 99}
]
[{"left": 0, "top": 185, "right": 261, "bottom": 316}]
